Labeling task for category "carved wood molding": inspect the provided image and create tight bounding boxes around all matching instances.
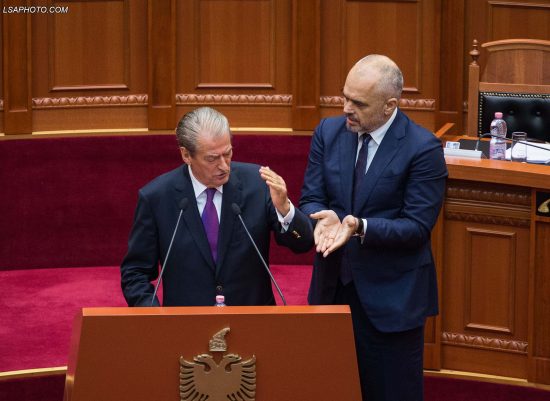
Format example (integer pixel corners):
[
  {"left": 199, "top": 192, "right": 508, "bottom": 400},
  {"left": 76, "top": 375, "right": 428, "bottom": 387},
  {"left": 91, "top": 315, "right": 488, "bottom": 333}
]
[
  {"left": 29, "top": 94, "right": 436, "bottom": 110},
  {"left": 320, "top": 96, "right": 436, "bottom": 111},
  {"left": 320, "top": 96, "right": 345, "bottom": 107},
  {"left": 447, "top": 181, "right": 530, "bottom": 206},
  {"left": 176, "top": 94, "right": 292, "bottom": 105},
  {"left": 399, "top": 98, "right": 436, "bottom": 110},
  {"left": 442, "top": 331, "right": 528, "bottom": 354},
  {"left": 445, "top": 211, "right": 530, "bottom": 227},
  {"left": 32, "top": 95, "right": 148, "bottom": 109}
]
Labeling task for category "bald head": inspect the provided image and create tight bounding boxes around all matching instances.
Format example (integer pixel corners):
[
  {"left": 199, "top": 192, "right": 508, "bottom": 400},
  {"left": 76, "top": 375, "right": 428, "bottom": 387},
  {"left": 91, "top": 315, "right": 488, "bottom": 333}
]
[
  {"left": 350, "top": 55, "right": 403, "bottom": 100},
  {"left": 342, "top": 55, "right": 403, "bottom": 133}
]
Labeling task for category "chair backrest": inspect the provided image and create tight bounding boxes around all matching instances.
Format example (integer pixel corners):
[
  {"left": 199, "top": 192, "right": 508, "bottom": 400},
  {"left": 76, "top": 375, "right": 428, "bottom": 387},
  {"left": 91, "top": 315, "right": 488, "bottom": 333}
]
[{"left": 467, "top": 39, "right": 550, "bottom": 141}]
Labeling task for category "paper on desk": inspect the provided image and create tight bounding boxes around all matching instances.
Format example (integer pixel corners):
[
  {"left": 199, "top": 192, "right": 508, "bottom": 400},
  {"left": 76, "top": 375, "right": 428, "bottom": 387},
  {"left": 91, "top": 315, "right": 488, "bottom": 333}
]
[{"left": 505, "top": 142, "right": 550, "bottom": 164}]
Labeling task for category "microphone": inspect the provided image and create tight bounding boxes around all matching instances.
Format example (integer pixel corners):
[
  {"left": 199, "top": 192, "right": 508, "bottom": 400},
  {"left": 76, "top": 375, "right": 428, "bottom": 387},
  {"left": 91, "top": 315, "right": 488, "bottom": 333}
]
[
  {"left": 151, "top": 197, "right": 188, "bottom": 306},
  {"left": 231, "top": 203, "right": 287, "bottom": 306},
  {"left": 475, "top": 133, "right": 550, "bottom": 153}
]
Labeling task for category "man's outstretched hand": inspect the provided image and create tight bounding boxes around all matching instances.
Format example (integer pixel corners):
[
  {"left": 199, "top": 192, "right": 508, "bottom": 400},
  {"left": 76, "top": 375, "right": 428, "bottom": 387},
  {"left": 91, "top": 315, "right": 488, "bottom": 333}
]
[{"left": 310, "top": 212, "right": 358, "bottom": 257}]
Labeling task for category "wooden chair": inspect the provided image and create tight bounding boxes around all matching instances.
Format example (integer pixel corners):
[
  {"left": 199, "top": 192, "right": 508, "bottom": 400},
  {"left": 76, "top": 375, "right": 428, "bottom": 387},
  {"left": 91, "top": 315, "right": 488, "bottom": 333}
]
[{"left": 467, "top": 39, "right": 550, "bottom": 141}]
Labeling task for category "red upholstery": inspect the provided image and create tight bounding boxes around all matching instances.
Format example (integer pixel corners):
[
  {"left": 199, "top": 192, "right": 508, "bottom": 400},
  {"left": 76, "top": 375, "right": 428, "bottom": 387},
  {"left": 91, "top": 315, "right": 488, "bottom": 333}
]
[{"left": 0, "top": 134, "right": 315, "bottom": 270}]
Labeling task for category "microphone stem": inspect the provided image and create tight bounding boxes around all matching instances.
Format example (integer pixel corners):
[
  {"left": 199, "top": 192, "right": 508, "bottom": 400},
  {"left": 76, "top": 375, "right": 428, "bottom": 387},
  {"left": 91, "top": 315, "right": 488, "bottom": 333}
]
[
  {"left": 151, "top": 209, "right": 184, "bottom": 306},
  {"left": 237, "top": 214, "right": 287, "bottom": 306}
]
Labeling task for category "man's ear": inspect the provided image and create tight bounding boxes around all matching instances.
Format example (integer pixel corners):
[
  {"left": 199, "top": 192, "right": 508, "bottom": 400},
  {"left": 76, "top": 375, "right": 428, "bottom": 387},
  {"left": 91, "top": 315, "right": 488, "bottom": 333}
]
[
  {"left": 179, "top": 147, "right": 192, "bottom": 165},
  {"left": 384, "top": 98, "right": 398, "bottom": 116}
]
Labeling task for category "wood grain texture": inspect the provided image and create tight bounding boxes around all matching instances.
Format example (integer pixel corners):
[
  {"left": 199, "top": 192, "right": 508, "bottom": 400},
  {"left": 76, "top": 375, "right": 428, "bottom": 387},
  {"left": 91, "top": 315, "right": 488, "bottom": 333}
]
[
  {"left": 2, "top": 0, "right": 550, "bottom": 134},
  {"left": 436, "top": 156, "right": 550, "bottom": 384},
  {"left": 148, "top": 0, "right": 176, "bottom": 129},
  {"left": 3, "top": 0, "right": 32, "bottom": 134}
]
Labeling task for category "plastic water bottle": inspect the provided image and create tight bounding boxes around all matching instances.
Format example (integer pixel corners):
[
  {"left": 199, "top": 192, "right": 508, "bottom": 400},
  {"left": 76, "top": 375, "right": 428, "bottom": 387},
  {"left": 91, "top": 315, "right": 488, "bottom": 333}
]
[
  {"left": 489, "top": 112, "right": 507, "bottom": 160},
  {"left": 214, "top": 295, "right": 226, "bottom": 307}
]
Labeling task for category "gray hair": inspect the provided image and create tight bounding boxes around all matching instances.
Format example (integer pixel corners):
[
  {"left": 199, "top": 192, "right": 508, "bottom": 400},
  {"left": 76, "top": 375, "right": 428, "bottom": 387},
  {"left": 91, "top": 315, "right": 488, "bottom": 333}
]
[
  {"left": 175, "top": 107, "right": 231, "bottom": 155},
  {"left": 355, "top": 54, "right": 403, "bottom": 100}
]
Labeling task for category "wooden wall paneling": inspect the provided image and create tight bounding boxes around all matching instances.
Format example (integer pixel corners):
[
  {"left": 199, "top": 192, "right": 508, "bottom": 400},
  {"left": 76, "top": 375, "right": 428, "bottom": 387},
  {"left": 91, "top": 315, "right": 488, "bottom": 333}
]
[
  {"left": 175, "top": 0, "right": 293, "bottom": 129},
  {"left": 195, "top": 0, "right": 273, "bottom": 88},
  {"left": 3, "top": 1, "right": 32, "bottom": 134},
  {"left": 291, "top": 0, "right": 320, "bottom": 130},
  {"left": 343, "top": 1, "right": 422, "bottom": 93},
  {"left": 148, "top": 0, "right": 176, "bottom": 129},
  {"left": 436, "top": 0, "right": 465, "bottom": 133},
  {"left": 50, "top": 2, "right": 128, "bottom": 91},
  {"left": 30, "top": 0, "right": 148, "bottom": 132},
  {"left": 462, "top": 0, "right": 550, "bottom": 131},
  {"left": 465, "top": 1, "right": 550, "bottom": 68},
  {"left": 487, "top": 1, "right": 550, "bottom": 41},
  {"left": 442, "top": 181, "right": 531, "bottom": 378},
  {"left": 463, "top": 228, "right": 517, "bottom": 334},
  {"left": 528, "top": 195, "right": 550, "bottom": 384},
  {"left": 319, "top": 0, "right": 343, "bottom": 118},
  {"left": 319, "top": 0, "right": 440, "bottom": 131},
  {"left": 425, "top": 211, "right": 444, "bottom": 370}
]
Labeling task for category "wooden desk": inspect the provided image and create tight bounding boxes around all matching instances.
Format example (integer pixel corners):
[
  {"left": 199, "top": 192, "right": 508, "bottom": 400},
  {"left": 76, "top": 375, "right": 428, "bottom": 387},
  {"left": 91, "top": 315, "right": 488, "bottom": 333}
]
[{"left": 425, "top": 154, "right": 550, "bottom": 384}]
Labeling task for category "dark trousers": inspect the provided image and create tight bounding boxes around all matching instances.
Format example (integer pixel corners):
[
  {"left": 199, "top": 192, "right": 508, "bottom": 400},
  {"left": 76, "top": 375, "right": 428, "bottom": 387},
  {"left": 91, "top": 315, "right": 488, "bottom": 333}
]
[{"left": 335, "top": 282, "right": 425, "bottom": 401}]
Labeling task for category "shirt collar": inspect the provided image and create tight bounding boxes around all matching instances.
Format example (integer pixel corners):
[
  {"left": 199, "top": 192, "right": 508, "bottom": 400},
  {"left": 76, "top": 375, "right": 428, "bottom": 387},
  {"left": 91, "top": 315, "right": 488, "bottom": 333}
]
[
  {"left": 358, "top": 107, "right": 398, "bottom": 145},
  {"left": 188, "top": 166, "right": 224, "bottom": 199}
]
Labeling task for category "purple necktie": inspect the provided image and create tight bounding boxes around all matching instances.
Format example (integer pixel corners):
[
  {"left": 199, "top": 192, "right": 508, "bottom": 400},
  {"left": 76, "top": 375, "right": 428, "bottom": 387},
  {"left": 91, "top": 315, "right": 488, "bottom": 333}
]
[{"left": 201, "top": 188, "right": 219, "bottom": 262}]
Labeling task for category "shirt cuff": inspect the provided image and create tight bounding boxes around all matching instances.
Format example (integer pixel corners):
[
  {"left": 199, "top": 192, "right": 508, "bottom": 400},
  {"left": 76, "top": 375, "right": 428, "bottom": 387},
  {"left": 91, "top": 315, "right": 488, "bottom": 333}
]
[
  {"left": 276, "top": 201, "right": 295, "bottom": 232},
  {"left": 359, "top": 218, "right": 367, "bottom": 243}
]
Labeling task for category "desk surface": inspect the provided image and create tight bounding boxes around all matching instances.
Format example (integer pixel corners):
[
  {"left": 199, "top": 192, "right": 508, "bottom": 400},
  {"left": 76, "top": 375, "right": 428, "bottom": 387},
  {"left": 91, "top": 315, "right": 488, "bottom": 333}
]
[
  {"left": 443, "top": 135, "right": 550, "bottom": 190},
  {"left": 445, "top": 156, "right": 550, "bottom": 190}
]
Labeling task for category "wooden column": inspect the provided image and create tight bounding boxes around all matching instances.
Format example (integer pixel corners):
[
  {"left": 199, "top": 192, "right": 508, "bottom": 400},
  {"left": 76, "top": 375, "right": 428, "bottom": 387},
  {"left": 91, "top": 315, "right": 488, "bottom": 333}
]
[
  {"left": 436, "top": 0, "right": 465, "bottom": 134},
  {"left": 147, "top": 0, "right": 176, "bottom": 130},
  {"left": 2, "top": 1, "right": 33, "bottom": 135},
  {"left": 291, "top": 0, "right": 320, "bottom": 131}
]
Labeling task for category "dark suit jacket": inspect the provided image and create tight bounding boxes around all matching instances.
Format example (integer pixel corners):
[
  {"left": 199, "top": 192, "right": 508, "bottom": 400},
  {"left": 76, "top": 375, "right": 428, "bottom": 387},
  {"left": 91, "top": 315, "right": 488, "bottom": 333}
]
[
  {"left": 300, "top": 110, "right": 448, "bottom": 332},
  {"left": 121, "top": 162, "right": 313, "bottom": 306}
]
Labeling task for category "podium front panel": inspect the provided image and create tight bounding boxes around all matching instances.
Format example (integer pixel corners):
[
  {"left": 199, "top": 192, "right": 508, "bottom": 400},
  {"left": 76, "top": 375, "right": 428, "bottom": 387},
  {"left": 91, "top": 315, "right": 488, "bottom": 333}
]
[{"left": 65, "top": 306, "right": 361, "bottom": 401}]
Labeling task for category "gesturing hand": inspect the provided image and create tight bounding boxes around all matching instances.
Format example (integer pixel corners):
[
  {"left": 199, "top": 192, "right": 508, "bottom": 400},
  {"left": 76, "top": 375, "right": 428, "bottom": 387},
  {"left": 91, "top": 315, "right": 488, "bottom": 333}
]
[
  {"left": 309, "top": 210, "right": 341, "bottom": 254},
  {"left": 259, "top": 166, "right": 290, "bottom": 216},
  {"left": 318, "top": 215, "right": 358, "bottom": 257}
]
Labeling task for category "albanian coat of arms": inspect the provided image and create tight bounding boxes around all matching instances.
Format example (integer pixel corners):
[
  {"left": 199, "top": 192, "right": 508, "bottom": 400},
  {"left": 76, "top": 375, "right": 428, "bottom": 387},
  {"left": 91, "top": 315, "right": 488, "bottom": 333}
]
[{"left": 179, "top": 327, "right": 256, "bottom": 401}]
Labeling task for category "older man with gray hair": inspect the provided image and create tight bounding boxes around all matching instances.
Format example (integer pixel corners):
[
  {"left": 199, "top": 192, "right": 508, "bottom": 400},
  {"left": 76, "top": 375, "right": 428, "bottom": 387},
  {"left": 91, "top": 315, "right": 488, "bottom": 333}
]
[{"left": 121, "top": 107, "right": 313, "bottom": 307}]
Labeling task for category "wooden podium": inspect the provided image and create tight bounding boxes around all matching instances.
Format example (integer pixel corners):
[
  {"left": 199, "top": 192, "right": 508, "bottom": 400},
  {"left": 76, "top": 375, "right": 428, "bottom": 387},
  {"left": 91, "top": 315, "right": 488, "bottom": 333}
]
[{"left": 64, "top": 306, "right": 361, "bottom": 401}]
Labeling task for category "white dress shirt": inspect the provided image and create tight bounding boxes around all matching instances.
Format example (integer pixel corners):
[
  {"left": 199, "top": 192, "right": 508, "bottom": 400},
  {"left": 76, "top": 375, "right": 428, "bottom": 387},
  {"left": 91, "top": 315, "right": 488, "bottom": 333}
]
[
  {"left": 355, "top": 108, "right": 398, "bottom": 235},
  {"left": 188, "top": 166, "right": 295, "bottom": 231}
]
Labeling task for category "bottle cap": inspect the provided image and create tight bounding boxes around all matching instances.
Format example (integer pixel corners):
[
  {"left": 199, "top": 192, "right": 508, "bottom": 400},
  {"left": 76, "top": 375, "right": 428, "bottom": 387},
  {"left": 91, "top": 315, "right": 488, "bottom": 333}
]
[
  {"left": 495, "top": 112, "right": 503, "bottom": 118},
  {"left": 215, "top": 295, "right": 225, "bottom": 303}
]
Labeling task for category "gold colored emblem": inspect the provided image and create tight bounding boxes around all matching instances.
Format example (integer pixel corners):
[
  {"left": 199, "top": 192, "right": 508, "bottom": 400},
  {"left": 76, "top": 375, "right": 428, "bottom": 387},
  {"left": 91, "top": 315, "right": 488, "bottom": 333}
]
[
  {"left": 538, "top": 198, "right": 550, "bottom": 214},
  {"left": 180, "top": 328, "right": 256, "bottom": 401}
]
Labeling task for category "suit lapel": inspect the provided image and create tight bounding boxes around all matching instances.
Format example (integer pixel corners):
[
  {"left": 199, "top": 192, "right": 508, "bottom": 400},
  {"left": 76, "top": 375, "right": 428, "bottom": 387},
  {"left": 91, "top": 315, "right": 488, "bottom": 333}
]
[
  {"left": 216, "top": 165, "right": 242, "bottom": 278},
  {"left": 176, "top": 165, "right": 216, "bottom": 272},
  {"left": 339, "top": 127, "right": 357, "bottom": 214},
  {"left": 354, "top": 111, "right": 406, "bottom": 213}
]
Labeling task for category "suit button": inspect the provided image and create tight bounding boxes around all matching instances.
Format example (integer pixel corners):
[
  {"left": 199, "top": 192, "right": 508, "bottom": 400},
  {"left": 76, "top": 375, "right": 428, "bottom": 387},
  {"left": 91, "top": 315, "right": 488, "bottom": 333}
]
[{"left": 216, "top": 285, "right": 223, "bottom": 294}]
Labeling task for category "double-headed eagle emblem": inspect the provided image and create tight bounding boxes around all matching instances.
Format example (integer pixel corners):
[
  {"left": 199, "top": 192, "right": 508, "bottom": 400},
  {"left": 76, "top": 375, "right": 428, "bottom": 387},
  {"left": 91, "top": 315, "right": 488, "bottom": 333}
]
[{"left": 180, "top": 328, "right": 256, "bottom": 401}]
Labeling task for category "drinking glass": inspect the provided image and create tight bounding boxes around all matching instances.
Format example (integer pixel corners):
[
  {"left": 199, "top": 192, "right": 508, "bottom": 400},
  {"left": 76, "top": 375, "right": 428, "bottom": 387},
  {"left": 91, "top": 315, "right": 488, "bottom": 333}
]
[{"left": 511, "top": 132, "right": 527, "bottom": 162}]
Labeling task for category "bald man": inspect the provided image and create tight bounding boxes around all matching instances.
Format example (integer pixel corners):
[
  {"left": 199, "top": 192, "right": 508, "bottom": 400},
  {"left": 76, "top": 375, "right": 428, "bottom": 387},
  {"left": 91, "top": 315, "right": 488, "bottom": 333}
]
[{"left": 300, "top": 55, "right": 448, "bottom": 401}]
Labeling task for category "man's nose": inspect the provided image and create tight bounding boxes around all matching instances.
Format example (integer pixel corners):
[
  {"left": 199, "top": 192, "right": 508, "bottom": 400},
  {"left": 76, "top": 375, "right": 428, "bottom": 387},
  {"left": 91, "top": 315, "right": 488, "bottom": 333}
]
[{"left": 219, "top": 156, "right": 229, "bottom": 170}]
